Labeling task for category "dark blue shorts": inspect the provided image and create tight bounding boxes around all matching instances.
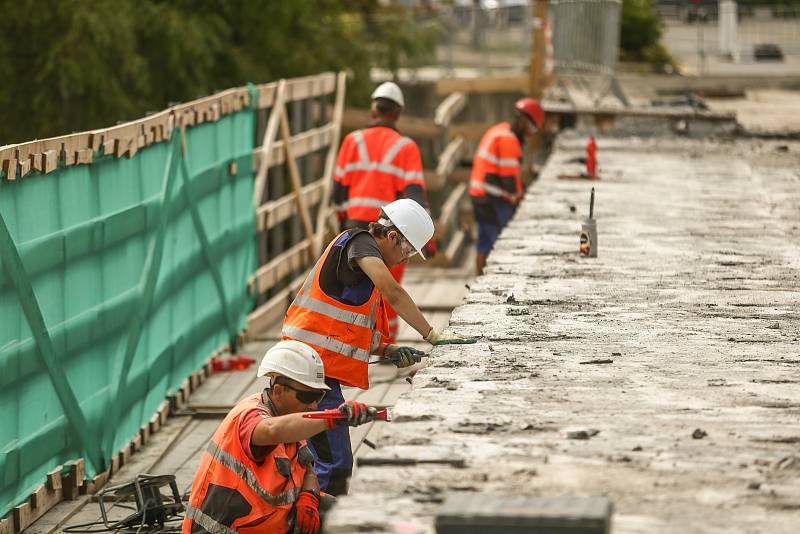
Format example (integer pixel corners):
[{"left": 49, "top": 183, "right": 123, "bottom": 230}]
[{"left": 473, "top": 197, "right": 515, "bottom": 254}]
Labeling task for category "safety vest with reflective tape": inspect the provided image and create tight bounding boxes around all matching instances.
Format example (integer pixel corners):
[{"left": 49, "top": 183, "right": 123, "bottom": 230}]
[
  {"left": 281, "top": 230, "right": 388, "bottom": 390},
  {"left": 334, "top": 126, "right": 426, "bottom": 222},
  {"left": 182, "top": 393, "right": 312, "bottom": 534},
  {"left": 468, "top": 122, "right": 523, "bottom": 204}
]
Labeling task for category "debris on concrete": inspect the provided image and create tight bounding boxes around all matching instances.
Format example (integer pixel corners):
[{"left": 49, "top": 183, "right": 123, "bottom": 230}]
[
  {"left": 565, "top": 428, "right": 601, "bottom": 440},
  {"left": 692, "top": 428, "right": 708, "bottom": 440},
  {"left": 325, "top": 135, "right": 800, "bottom": 533},
  {"left": 579, "top": 358, "right": 613, "bottom": 365}
]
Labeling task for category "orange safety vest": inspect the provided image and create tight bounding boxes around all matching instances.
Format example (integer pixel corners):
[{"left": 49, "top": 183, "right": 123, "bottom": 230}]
[
  {"left": 468, "top": 122, "right": 523, "bottom": 204},
  {"left": 183, "top": 393, "right": 312, "bottom": 534},
  {"left": 281, "top": 231, "right": 388, "bottom": 390},
  {"left": 334, "top": 126, "right": 426, "bottom": 222}
]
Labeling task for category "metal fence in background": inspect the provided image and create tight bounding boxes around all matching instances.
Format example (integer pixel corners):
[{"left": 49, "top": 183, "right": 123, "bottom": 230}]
[
  {"left": 548, "top": 0, "right": 628, "bottom": 106},
  {"left": 660, "top": 2, "right": 800, "bottom": 72}
]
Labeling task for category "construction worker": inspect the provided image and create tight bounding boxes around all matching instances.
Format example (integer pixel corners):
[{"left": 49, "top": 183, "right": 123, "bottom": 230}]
[
  {"left": 183, "top": 341, "right": 375, "bottom": 534},
  {"left": 281, "top": 198, "right": 476, "bottom": 495},
  {"left": 469, "top": 97, "right": 545, "bottom": 275},
  {"left": 332, "top": 81, "right": 431, "bottom": 343}
]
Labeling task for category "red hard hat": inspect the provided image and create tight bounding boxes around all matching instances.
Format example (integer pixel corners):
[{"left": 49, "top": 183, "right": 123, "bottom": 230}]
[{"left": 514, "top": 97, "right": 544, "bottom": 129}]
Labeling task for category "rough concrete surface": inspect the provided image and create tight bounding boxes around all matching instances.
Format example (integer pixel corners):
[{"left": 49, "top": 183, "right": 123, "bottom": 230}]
[{"left": 325, "top": 134, "right": 800, "bottom": 533}]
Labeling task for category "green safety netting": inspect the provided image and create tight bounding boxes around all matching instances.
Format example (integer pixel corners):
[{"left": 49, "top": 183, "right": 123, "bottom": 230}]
[{"left": 0, "top": 105, "right": 257, "bottom": 518}]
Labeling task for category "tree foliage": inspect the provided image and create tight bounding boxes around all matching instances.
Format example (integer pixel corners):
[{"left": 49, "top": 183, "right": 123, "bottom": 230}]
[
  {"left": 0, "top": 0, "right": 437, "bottom": 144},
  {"left": 619, "top": 0, "right": 674, "bottom": 69}
]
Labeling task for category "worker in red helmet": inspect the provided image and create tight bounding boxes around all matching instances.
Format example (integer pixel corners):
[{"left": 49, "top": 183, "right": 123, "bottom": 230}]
[{"left": 469, "top": 97, "right": 544, "bottom": 275}]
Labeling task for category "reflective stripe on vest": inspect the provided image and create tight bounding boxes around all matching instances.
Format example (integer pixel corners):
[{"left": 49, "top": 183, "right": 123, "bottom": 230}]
[
  {"left": 353, "top": 130, "right": 370, "bottom": 162},
  {"left": 291, "top": 293, "right": 374, "bottom": 329},
  {"left": 469, "top": 179, "right": 518, "bottom": 200},
  {"left": 206, "top": 441, "right": 301, "bottom": 507},
  {"left": 282, "top": 325, "right": 372, "bottom": 362},
  {"left": 475, "top": 147, "right": 520, "bottom": 169},
  {"left": 185, "top": 505, "right": 238, "bottom": 534},
  {"left": 335, "top": 161, "right": 423, "bottom": 183}
]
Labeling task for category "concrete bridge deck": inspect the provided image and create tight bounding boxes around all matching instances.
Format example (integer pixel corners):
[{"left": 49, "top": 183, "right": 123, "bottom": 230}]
[{"left": 326, "top": 134, "right": 800, "bottom": 533}]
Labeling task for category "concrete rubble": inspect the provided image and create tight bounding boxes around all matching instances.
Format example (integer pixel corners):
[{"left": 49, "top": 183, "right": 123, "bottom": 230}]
[{"left": 326, "top": 133, "right": 800, "bottom": 533}]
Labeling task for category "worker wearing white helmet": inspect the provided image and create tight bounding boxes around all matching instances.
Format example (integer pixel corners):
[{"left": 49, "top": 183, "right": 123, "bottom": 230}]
[
  {"left": 331, "top": 80, "right": 434, "bottom": 343},
  {"left": 281, "top": 198, "right": 476, "bottom": 496},
  {"left": 183, "top": 341, "right": 373, "bottom": 534}
]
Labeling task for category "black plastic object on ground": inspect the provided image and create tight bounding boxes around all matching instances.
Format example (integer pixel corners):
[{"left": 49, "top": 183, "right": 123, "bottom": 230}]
[
  {"left": 435, "top": 493, "right": 612, "bottom": 533},
  {"left": 64, "top": 474, "right": 184, "bottom": 533}
]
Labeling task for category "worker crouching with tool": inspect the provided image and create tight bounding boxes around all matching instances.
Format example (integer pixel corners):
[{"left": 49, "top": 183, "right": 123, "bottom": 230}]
[
  {"left": 182, "top": 341, "right": 377, "bottom": 534},
  {"left": 281, "top": 198, "right": 477, "bottom": 496}
]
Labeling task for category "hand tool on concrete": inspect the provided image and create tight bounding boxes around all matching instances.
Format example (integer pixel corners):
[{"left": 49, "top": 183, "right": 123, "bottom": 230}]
[
  {"left": 369, "top": 347, "right": 426, "bottom": 365},
  {"left": 302, "top": 406, "right": 393, "bottom": 423},
  {"left": 580, "top": 187, "right": 597, "bottom": 258}
]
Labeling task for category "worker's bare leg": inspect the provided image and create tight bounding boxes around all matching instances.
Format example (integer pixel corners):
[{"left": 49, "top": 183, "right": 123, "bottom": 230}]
[{"left": 476, "top": 252, "right": 487, "bottom": 276}]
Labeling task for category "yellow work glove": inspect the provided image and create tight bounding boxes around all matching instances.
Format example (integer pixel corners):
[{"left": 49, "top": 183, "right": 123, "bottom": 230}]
[
  {"left": 424, "top": 329, "right": 478, "bottom": 346},
  {"left": 384, "top": 345, "right": 425, "bottom": 368}
]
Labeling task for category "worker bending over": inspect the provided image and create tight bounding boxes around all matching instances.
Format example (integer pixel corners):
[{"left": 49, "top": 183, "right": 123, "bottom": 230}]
[
  {"left": 182, "top": 341, "right": 373, "bottom": 534},
  {"left": 281, "top": 198, "right": 476, "bottom": 495},
  {"left": 332, "top": 81, "right": 432, "bottom": 342},
  {"left": 469, "top": 97, "right": 545, "bottom": 275}
]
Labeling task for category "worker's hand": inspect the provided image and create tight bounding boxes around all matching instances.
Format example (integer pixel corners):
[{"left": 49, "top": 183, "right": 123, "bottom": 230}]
[
  {"left": 424, "top": 329, "right": 478, "bottom": 346},
  {"left": 294, "top": 490, "right": 320, "bottom": 534},
  {"left": 384, "top": 345, "right": 425, "bottom": 368},
  {"left": 333, "top": 401, "right": 374, "bottom": 427}
]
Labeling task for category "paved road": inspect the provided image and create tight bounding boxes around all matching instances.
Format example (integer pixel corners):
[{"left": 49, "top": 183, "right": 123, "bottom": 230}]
[{"left": 326, "top": 134, "right": 800, "bottom": 533}]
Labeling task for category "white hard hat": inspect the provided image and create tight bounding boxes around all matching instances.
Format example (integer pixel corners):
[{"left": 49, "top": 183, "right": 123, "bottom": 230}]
[
  {"left": 257, "top": 340, "right": 329, "bottom": 390},
  {"left": 381, "top": 199, "right": 434, "bottom": 260},
  {"left": 371, "top": 81, "right": 404, "bottom": 108}
]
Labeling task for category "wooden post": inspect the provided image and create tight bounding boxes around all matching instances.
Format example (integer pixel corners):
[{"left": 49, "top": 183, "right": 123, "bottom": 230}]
[
  {"left": 253, "top": 80, "right": 287, "bottom": 208},
  {"left": 279, "top": 111, "right": 315, "bottom": 246},
  {"left": 528, "top": 0, "right": 550, "bottom": 100}
]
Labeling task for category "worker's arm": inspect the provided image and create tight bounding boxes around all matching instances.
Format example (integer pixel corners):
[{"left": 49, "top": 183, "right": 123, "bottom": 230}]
[
  {"left": 356, "top": 256, "right": 432, "bottom": 340},
  {"left": 251, "top": 413, "right": 328, "bottom": 446}
]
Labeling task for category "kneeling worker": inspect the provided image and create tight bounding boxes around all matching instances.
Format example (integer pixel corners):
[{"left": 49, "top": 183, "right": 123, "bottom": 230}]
[
  {"left": 183, "top": 341, "right": 373, "bottom": 534},
  {"left": 281, "top": 198, "right": 477, "bottom": 496}
]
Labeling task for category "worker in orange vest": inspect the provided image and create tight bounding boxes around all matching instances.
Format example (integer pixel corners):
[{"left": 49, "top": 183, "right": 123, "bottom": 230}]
[
  {"left": 469, "top": 97, "right": 544, "bottom": 275},
  {"left": 183, "top": 341, "right": 375, "bottom": 534},
  {"left": 281, "top": 198, "right": 476, "bottom": 495},
  {"left": 332, "top": 81, "right": 432, "bottom": 343}
]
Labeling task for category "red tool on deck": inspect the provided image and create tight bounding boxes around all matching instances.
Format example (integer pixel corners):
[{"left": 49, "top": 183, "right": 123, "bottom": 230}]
[
  {"left": 302, "top": 407, "right": 393, "bottom": 423},
  {"left": 586, "top": 135, "right": 597, "bottom": 179}
]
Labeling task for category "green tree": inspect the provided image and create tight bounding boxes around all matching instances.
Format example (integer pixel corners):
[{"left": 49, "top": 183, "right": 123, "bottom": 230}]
[
  {"left": 0, "top": 0, "right": 437, "bottom": 144},
  {"left": 619, "top": 0, "right": 674, "bottom": 69}
]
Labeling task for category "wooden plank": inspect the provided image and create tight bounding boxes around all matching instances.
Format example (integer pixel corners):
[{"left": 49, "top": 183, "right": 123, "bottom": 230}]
[
  {"left": 443, "top": 228, "right": 466, "bottom": 266},
  {"left": 0, "top": 517, "right": 12, "bottom": 534},
  {"left": 280, "top": 109, "right": 315, "bottom": 247},
  {"left": 253, "top": 79, "right": 286, "bottom": 207},
  {"left": 46, "top": 468, "right": 62, "bottom": 491},
  {"left": 438, "top": 182, "right": 468, "bottom": 235},
  {"left": 284, "top": 72, "right": 336, "bottom": 102},
  {"left": 255, "top": 179, "right": 325, "bottom": 232},
  {"left": 254, "top": 123, "right": 335, "bottom": 169},
  {"left": 13, "top": 502, "right": 32, "bottom": 532},
  {"left": 340, "top": 107, "right": 440, "bottom": 139},
  {"left": 250, "top": 239, "right": 312, "bottom": 296},
  {"left": 436, "top": 75, "right": 527, "bottom": 96},
  {"left": 434, "top": 137, "right": 466, "bottom": 191},
  {"left": 246, "top": 272, "right": 307, "bottom": 336},
  {"left": 434, "top": 92, "right": 467, "bottom": 128}
]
